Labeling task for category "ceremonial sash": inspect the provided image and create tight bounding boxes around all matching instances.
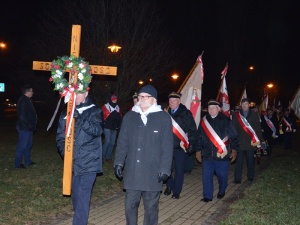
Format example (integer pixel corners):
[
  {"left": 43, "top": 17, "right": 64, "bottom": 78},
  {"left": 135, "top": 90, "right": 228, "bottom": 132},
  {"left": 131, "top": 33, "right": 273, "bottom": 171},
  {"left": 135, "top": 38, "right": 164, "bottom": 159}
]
[
  {"left": 263, "top": 115, "right": 277, "bottom": 136},
  {"left": 201, "top": 116, "right": 229, "bottom": 157},
  {"left": 103, "top": 103, "right": 120, "bottom": 120},
  {"left": 236, "top": 112, "right": 260, "bottom": 143},
  {"left": 171, "top": 117, "right": 189, "bottom": 149},
  {"left": 281, "top": 117, "right": 292, "bottom": 132}
]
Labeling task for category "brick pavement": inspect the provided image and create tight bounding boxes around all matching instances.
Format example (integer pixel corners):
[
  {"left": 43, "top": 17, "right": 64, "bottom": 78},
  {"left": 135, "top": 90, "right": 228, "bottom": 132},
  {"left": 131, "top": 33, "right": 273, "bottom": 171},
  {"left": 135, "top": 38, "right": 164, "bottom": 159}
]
[{"left": 52, "top": 154, "right": 269, "bottom": 225}]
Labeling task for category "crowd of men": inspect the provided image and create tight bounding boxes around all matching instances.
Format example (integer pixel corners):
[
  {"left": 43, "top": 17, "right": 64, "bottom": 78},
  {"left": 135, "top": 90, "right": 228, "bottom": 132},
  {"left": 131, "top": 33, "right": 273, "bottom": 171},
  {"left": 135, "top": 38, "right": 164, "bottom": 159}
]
[{"left": 15, "top": 83, "right": 297, "bottom": 225}]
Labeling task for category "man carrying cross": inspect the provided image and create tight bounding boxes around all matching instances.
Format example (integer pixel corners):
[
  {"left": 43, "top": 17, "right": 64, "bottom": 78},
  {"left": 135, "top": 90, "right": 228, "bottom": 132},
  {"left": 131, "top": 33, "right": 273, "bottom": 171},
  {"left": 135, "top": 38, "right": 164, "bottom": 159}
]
[{"left": 56, "top": 89, "right": 103, "bottom": 225}]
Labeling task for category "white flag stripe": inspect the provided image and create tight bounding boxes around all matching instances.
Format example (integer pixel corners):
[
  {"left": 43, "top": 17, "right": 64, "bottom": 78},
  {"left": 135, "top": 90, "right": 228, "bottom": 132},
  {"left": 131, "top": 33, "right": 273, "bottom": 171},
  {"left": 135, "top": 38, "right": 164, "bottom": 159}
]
[
  {"left": 290, "top": 86, "right": 300, "bottom": 119},
  {"left": 180, "top": 56, "right": 204, "bottom": 128}
]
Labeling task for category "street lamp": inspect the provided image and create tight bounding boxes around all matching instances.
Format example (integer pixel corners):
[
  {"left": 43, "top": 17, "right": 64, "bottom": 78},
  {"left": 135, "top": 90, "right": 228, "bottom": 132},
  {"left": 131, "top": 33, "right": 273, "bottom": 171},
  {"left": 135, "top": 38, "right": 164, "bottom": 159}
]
[
  {"left": 171, "top": 74, "right": 179, "bottom": 80},
  {"left": 108, "top": 44, "right": 121, "bottom": 53},
  {"left": 267, "top": 83, "right": 274, "bottom": 88},
  {"left": 0, "top": 42, "right": 6, "bottom": 49},
  {"left": 138, "top": 80, "right": 144, "bottom": 85},
  {"left": 249, "top": 66, "right": 254, "bottom": 71}
]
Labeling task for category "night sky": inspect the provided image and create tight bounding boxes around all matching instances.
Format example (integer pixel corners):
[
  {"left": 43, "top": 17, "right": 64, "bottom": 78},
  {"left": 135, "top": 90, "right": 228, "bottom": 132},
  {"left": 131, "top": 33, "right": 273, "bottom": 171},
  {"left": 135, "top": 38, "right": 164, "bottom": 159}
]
[{"left": 1, "top": 0, "right": 299, "bottom": 108}]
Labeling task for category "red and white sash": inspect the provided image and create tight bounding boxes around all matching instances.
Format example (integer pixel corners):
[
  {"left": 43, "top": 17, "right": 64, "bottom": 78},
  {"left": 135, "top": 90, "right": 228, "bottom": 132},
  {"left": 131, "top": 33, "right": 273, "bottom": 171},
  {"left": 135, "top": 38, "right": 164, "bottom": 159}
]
[
  {"left": 281, "top": 117, "right": 292, "bottom": 132},
  {"left": 103, "top": 103, "right": 120, "bottom": 120},
  {"left": 263, "top": 115, "right": 277, "bottom": 137},
  {"left": 236, "top": 112, "right": 260, "bottom": 144},
  {"left": 201, "top": 116, "right": 229, "bottom": 158},
  {"left": 171, "top": 117, "right": 189, "bottom": 149}
]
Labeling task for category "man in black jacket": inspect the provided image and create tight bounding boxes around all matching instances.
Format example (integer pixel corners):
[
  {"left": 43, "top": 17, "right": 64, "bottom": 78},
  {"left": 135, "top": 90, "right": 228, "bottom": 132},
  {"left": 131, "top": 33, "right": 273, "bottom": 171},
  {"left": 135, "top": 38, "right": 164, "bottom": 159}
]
[
  {"left": 114, "top": 84, "right": 173, "bottom": 225},
  {"left": 15, "top": 85, "right": 37, "bottom": 169},
  {"left": 164, "top": 91, "right": 199, "bottom": 199},
  {"left": 196, "top": 100, "right": 238, "bottom": 202},
  {"left": 56, "top": 91, "right": 103, "bottom": 225},
  {"left": 102, "top": 94, "right": 122, "bottom": 162},
  {"left": 261, "top": 108, "right": 279, "bottom": 155}
]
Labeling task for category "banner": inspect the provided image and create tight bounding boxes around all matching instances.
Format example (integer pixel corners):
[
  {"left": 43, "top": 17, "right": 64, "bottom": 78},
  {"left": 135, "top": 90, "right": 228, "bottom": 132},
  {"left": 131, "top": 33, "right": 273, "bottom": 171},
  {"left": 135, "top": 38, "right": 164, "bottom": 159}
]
[
  {"left": 238, "top": 86, "right": 247, "bottom": 106},
  {"left": 180, "top": 55, "right": 204, "bottom": 128},
  {"left": 259, "top": 93, "right": 268, "bottom": 115},
  {"left": 290, "top": 85, "right": 300, "bottom": 119},
  {"left": 218, "top": 63, "right": 230, "bottom": 118}
]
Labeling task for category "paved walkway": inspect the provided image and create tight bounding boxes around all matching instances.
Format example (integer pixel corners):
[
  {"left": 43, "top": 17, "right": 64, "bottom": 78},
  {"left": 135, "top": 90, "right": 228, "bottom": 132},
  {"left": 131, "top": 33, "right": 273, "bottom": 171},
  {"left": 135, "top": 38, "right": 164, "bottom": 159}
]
[{"left": 51, "top": 154, "right": 270, "bottom": 225}]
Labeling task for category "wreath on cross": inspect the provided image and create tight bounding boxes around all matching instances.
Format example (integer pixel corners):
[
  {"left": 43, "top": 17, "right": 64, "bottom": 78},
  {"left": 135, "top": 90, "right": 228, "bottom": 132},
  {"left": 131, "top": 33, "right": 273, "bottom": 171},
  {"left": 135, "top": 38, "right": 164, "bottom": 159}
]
[{"left": 49, "top": 55, "right": 92, "bottom": 94}]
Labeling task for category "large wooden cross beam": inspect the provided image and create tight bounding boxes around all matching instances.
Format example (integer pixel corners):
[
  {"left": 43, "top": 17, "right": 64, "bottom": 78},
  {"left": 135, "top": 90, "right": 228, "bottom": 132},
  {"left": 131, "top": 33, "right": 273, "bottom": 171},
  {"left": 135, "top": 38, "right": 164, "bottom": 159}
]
[{"left": 32, "top": 25, "right": 117, "bottom": 195}]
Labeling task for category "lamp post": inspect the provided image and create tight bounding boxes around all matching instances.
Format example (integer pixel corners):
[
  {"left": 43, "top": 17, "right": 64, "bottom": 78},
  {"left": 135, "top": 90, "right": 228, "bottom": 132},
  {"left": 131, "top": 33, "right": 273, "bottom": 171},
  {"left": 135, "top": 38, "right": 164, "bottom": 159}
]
[
  {"left": 108, "top": 44, "right": 121, "bottom": 53},
  {"left": 0, "top": 42, "right": 6, "bottom": 49},
  {"left": 171, "top": 73, "right": 179, "bottom": 90},
  {"left": 266, "top": 82, "right": 276, "bottom": 107}
]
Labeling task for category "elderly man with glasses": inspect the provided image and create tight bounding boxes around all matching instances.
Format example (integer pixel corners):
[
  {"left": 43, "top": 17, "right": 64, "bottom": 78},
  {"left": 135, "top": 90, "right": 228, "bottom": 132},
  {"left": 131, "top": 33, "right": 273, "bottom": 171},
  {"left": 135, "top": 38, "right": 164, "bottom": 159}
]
[{"left": 114, "top": 84, "right": 173, "bottom": 225}]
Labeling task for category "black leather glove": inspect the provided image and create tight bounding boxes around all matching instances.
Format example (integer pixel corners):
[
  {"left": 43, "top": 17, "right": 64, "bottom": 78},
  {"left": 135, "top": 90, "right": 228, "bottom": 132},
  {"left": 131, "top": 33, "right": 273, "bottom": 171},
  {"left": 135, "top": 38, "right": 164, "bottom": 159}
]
[
  {"left": 186, "top": 144, "right": 194, "bottom": 156},
  {"left": 158, "top": 172, "right": 168, "bottom": 183},
  {"left": 114, "top": 165, "right": 123, "bottom": 181},
  {"left": 73, "top": 109, "right": 80, "bottom": 118}
]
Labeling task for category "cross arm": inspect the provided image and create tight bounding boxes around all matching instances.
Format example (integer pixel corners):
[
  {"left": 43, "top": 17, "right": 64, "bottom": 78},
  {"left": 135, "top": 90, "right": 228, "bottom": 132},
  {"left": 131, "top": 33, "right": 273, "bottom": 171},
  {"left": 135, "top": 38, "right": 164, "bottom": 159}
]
[{"left": 32, "top": 61, "right": 117, "bottom": 76}]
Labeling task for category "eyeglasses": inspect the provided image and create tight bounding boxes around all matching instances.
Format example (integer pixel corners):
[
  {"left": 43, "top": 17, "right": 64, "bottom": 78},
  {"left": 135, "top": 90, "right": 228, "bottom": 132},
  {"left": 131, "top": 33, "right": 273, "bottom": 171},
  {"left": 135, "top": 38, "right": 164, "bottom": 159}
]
[{"left": 138, "top": 95, "right": 152, "bottom": 100}]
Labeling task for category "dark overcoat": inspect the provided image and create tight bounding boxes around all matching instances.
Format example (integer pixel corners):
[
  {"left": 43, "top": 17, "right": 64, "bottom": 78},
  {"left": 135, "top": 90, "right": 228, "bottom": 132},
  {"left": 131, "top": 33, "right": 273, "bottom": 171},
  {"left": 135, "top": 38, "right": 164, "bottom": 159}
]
[
  {"left": 114, "top": 110, "right": 173, "bottom": 191},
  {"left": 232, "top": 109, "right": 263, "bottom": 151},
  {"left": 56, "top": 97, "right": 103, "bottom": 176}
]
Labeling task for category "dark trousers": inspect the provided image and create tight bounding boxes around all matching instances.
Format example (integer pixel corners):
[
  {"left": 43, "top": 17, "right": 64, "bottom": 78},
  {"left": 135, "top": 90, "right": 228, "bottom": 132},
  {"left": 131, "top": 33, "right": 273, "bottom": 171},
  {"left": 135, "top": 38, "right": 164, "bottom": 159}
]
[
  {"left": 202, "top": 159, "right": 229, "bottom": 199},
  {"left": 166, "top": 149, "right": 185, "bottom": 195},
  {"left": 72, "top": 173, "right": 96, "bottom": 225},
  {"left": 234, "top": 149, "right": 255, "bottom": 182},
  {"left": 284, "top": 132, "right": 292, "bottom": 149},
  {"left": 125, "top": 189, "right": 160, "bottom": 225},
  {"left": 15, "top": 128, "right": 33, "bottom": 167}
]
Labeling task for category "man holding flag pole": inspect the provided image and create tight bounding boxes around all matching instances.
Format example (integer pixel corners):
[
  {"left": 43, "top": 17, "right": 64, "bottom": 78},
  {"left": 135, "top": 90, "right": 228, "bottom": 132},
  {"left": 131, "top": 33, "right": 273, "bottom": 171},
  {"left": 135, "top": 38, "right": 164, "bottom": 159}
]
[{"left": 164, "top": 54, "right": 204, "bottom": 199}]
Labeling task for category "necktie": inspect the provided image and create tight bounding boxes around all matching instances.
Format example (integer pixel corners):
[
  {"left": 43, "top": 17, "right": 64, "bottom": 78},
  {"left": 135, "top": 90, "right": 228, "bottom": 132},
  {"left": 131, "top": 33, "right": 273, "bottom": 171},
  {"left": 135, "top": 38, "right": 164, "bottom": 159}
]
[{"left": 171, "top": 110, "right": 175, "bottom": 115}]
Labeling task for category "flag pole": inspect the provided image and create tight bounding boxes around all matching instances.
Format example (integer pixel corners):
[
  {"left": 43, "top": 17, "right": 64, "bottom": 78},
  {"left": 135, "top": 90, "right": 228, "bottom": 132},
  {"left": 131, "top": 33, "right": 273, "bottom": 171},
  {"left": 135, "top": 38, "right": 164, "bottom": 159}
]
[{"left": 177, "top": 51, "right": 204, "bottom": 93}]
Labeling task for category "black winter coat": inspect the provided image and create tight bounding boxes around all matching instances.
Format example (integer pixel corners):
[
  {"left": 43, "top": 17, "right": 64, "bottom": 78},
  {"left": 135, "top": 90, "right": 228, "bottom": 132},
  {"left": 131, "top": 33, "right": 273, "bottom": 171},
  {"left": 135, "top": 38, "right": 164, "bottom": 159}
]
[
  {"left": 168, "top": 103, "right": 200, "bottom": 151},
  {"left": 114, "top": 110, "right": 173, "bottom": 191},
  {"left": 232, "top": 109, "right": 263, "bottom": 151},
  {"left": 56, "top": 97, "right": 103, "bottom": 176},
  {"left": 16, "top": 95, "right": 37, "bottom": 131},
  {"left": 197, "top": 113, "right": 239, "bottom": 160}
]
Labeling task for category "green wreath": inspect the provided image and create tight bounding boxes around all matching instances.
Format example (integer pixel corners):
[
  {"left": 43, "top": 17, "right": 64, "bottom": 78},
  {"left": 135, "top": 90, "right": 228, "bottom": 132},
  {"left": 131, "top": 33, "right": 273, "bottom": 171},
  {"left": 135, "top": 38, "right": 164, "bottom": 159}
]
[{"left": 49, "top": 55, "right": 92, "bottom": 94}]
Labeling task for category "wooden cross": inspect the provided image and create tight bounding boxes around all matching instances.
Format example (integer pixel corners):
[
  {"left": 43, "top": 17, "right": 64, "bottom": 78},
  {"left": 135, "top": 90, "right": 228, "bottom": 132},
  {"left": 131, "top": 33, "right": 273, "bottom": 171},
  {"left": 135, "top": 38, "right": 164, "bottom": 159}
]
[{"left": 32, "top": 25, "right": 117, "bottom": 195}]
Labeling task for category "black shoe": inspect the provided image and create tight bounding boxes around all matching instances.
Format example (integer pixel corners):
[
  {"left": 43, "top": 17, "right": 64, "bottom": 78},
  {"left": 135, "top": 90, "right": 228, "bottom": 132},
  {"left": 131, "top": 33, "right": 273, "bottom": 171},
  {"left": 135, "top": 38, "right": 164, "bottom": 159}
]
[
  {"left": 171, "top": 193, "right": 180, "bottom": 199},
  {"left": 28, "top": 162, "right": 37, "bottom": 166},
  {"left": 234, "top": 180, "right": 241, "bottom": 184},
  {"left": 15, "top": 164, "right": 26, "bottom": 169},
  {"left": 248, "top": 178, "right": 253, "bottom": 182},
  {"left": 164, "top": 187, "right": 172, "bottom": 196},
  {"left": 201, "top": 198, "right": 212, "bottom": 203},
  {"left": 217, "top": 193, "right": 225, "bottom": 199}
]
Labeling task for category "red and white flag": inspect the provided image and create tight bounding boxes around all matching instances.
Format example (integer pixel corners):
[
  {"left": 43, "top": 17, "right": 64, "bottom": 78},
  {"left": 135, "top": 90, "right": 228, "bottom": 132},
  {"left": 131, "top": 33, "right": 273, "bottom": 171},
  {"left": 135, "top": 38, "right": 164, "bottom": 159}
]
[
  {"left": 239, "top": 86, "right": 247, "bottom": 106},
  {"left": 218, "top": 63, "right": 230, "bottom": 118},
  {"left": 180, "top": 55, "right": 204, "bottom": 128},
  {"left": 259, "top": 93, "right": 268, "bottom": 115},
  {"left": 290, "top": 85, "right": 300, "bottom": 119}
]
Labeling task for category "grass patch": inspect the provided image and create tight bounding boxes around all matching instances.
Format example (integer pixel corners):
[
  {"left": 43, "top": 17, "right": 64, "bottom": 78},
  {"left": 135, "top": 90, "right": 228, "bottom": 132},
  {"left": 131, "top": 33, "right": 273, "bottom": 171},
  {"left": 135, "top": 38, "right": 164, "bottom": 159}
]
[
  {"left": 220, "top": 150, "right": 300, "bottom": 225},
  {"left": 0, "top": 116, "right": 122, "bottom": 225}
]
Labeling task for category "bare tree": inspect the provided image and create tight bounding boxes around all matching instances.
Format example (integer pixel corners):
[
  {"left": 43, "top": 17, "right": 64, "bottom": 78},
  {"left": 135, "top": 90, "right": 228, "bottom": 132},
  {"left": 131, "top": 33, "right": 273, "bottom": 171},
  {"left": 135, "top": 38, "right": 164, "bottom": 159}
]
[{"left": 32, "top": 0, "right": 180, "bottom": 106}]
